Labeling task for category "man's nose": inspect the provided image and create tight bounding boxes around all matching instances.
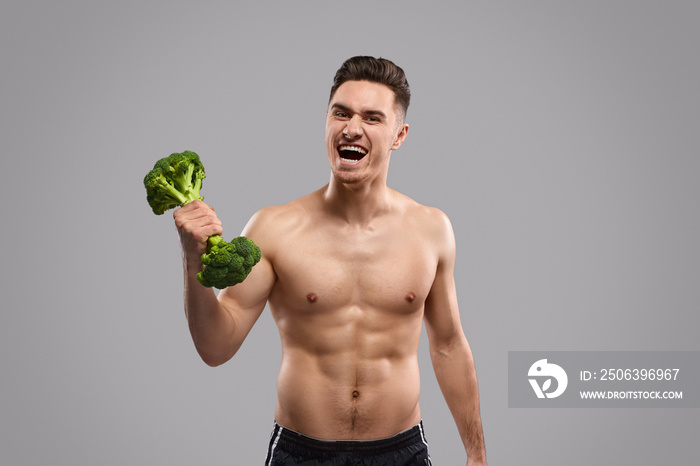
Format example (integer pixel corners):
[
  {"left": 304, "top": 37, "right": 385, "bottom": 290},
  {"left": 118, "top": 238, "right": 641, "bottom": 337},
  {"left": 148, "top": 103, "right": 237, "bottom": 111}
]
[{"left": 343, "top": 116, "right": 363, "bottom": 138}]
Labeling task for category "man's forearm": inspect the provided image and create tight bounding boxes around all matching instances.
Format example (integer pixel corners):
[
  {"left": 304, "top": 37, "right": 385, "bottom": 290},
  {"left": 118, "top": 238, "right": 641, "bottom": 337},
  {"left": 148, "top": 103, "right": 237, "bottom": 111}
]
[
  {"left": 183, "top": 261, "right": 237, "bottom": 367},
  {"left": 430, "top": 336, "right": 487, "bottom": 464}
]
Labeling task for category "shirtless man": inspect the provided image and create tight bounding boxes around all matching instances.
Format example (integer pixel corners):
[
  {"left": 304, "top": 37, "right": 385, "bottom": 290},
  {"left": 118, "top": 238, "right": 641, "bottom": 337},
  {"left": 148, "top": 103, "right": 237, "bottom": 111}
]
[{"left": 174, "top": 56, "right": 487, "bottom": 465}]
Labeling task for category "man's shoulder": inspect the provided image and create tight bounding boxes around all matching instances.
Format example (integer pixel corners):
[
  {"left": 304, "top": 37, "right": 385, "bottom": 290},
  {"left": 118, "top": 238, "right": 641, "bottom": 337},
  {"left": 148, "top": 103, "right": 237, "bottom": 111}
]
[
  {"left": 245, "top": 189, "right": 322, "bottom": 231},
  {"left": 391, "top": 190, "right": 455, "bottom": 257},
  {"left": 393, "top": 190, "right": 452, "bottom": 230}
]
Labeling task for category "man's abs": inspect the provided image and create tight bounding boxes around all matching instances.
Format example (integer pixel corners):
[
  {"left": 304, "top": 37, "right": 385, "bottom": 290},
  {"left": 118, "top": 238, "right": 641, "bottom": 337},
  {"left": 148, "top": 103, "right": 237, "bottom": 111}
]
[
  {"left": 273, "top": 347, "right": 422, "bottom": 440},
  {"left": 267, "top": 263, "right": 430, "bottom": 440}
]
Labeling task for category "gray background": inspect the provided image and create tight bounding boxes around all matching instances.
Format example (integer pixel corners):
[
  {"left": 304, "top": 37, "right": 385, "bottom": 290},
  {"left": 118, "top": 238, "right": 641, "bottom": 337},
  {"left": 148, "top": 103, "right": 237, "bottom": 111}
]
[{"left": 1, "top": 1, "right": 698, "bottom": 465}]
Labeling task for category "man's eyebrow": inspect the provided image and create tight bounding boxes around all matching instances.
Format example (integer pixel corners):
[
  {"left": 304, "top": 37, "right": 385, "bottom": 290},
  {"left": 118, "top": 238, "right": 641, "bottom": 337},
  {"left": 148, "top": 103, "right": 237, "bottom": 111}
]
[
  {"left": 330, "top": 103, "right": 387, "bottom": 118},
  {"left": 363, "top": 109, "right": 387, "bottom": 118}
]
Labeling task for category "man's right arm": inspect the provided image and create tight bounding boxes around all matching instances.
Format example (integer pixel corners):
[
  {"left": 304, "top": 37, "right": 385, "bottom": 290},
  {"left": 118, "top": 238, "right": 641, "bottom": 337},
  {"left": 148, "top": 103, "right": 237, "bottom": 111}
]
[{"left": 174, "top": 201, "right": 276, "bottom": 366}]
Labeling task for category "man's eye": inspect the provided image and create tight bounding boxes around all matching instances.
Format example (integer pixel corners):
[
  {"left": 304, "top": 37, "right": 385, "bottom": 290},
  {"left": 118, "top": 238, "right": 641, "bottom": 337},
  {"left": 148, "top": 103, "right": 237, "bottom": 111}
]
[
  {"left": 366, "top": 117, "right": 380, "bottom": 122},
  {"left": 335, "top": 112, "right": 348, "bottom": 118}
]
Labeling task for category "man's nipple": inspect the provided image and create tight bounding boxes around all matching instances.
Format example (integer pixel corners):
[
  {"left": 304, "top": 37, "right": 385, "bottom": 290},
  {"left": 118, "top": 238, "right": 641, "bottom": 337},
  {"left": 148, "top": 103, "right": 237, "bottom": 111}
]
[
  {"left": 405, "top": 292, "right": 416, "bottom": 303},
  {"left": 307, "top": 293, "right": 318, "bottom": 303}
]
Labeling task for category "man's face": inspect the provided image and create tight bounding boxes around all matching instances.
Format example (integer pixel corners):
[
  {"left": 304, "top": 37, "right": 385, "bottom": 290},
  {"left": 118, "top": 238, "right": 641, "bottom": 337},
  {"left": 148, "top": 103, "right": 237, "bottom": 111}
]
[{"left": 325, "top": 80, "right": 409, "bottom": 186}]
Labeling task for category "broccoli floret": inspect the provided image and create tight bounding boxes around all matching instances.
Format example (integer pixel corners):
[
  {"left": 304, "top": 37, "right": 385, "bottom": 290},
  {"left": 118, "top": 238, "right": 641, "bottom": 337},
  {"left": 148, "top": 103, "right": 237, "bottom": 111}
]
[
  {"left": 143, "top": 150, "right": 205, "bottom": 215},
  {"left": 197, "top": 235, "right": 262, "bottom": 289},
  {"left": 144, "top": 150, "right": 261, "bottom": 289}
]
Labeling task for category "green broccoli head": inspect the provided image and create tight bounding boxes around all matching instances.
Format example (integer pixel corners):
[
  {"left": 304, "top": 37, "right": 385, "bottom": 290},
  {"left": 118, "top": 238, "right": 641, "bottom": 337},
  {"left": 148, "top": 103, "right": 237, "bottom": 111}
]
[
  {"left": 197, "top": 235, "right": 262, "bottom": 289},
  {"left": 144, "top": 150, "right": 205, "bottom": 215}
]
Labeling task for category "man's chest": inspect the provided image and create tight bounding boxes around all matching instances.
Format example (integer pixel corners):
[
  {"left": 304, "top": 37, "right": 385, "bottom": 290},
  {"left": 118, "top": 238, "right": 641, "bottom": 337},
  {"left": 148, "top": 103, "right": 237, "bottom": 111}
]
[{"left": 269, "top": 225, "right": 439, "bottom": 312}]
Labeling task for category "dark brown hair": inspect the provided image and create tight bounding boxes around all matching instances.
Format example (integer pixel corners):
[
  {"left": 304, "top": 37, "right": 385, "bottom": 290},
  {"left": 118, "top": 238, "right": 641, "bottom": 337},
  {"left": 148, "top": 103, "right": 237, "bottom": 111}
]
[{"left": 329, "top": 56, "right": 411, "bottom": 119}]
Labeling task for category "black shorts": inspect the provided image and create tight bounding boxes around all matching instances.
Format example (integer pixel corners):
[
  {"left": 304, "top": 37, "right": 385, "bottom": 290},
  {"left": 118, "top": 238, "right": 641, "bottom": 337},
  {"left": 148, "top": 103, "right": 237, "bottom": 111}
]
[{"left": 264, "top": 421, "right": 432, "bottom": 465}]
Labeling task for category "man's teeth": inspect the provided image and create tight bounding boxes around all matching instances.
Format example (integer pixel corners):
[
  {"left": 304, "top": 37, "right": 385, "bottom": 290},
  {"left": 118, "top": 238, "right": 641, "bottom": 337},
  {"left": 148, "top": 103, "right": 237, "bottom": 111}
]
[{"left": 339, "top": 145, "right": 367, "bottom": 155}]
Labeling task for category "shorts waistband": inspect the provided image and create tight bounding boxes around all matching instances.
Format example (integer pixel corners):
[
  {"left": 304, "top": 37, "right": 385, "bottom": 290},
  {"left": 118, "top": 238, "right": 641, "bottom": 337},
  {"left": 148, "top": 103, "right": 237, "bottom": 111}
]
[{"left": 270, "top": 421, "right": 428, "bottom": 455}]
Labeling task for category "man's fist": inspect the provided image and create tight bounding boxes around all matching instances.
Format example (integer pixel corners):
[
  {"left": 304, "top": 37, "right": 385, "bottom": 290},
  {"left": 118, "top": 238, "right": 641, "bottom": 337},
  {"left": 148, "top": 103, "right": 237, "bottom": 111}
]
[{"left": 173, "top": 200, "right": 224, "bottom": 266}]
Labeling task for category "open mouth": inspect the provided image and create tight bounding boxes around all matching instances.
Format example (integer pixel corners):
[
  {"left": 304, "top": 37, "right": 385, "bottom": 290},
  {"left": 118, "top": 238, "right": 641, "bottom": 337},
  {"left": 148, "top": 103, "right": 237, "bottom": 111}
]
[{"left": 338, "top": 145, "right": 368, "bottom": 162}]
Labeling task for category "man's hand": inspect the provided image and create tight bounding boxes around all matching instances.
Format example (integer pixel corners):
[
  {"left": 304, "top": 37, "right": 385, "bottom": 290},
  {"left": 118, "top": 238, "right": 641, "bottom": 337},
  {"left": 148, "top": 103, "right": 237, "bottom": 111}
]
[{"left": 173, "top": 200, "right": 224, "bottom": 268}]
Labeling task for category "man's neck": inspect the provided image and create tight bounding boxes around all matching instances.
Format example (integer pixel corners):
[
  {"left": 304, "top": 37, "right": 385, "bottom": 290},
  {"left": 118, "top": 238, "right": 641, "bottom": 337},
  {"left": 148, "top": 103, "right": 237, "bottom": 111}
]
[{"left": 323, "top": 177, "right": 393, "bottom": 227}]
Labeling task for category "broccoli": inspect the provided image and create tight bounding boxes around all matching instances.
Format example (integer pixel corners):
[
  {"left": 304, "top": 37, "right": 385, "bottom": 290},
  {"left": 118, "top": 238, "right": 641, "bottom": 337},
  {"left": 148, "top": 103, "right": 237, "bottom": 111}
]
[
  {"left": 197, "top": 236, "right": 262, "bottom": 289},
  {"left": 144, "top": 150, "right": 205, "bottom": 215},
  {"left": 143, "top": 150, "right": 261, "bottom": 289}
]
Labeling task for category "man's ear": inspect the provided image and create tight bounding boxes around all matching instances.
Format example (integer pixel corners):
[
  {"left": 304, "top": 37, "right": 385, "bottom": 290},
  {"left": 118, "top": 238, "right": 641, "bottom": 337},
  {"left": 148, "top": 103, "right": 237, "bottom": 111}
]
[{"left": 391, "top": 123, "right": 409, "bottom": 150}]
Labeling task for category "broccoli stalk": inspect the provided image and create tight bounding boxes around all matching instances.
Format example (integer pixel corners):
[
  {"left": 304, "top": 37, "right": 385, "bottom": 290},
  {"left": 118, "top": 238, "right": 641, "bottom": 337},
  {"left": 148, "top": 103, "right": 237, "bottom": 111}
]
[{"left": 143, "top": 150, "right": 261, "bottom": 289}]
